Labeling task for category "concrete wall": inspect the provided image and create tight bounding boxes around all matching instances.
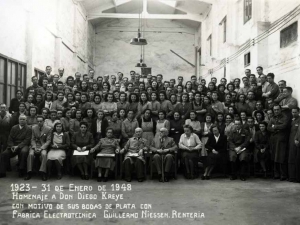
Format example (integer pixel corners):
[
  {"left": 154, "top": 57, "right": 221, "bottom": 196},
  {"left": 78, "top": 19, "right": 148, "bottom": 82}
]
[
  {"left": 94, "top": 19, "right": 197, "bottom": 81},
  {"left": 0, "top": 0, "right": 95, "bottom": 86},
  {"left": 199, "top": 0, "right": 300, "bottom": 100}
]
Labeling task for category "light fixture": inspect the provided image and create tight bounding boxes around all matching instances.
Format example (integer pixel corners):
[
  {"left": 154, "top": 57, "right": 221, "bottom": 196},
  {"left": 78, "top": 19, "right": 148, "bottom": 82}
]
[
  {"left": 135, "top": 46, "right": 147, "bottom": 67},
  {"left": 130, "top": 0, "right": 147, "bottom": 45},
  {"left": 135, "top": 59, "right": 147, "bottom": 67},
  {"left": 130, "top": 29, "right": 147, "bottom": 45}
]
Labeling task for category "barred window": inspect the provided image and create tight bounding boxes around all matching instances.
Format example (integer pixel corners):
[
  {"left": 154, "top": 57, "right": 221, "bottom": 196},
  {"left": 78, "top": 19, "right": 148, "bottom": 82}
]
[{"left": 280, "top": 22, "right": 298, "bottom": 48}]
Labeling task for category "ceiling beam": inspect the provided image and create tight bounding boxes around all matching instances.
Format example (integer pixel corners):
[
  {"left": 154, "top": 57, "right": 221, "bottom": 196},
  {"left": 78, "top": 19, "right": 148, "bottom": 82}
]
[{"left": 88, "top": 12, "right": 203, "bottom": 22}]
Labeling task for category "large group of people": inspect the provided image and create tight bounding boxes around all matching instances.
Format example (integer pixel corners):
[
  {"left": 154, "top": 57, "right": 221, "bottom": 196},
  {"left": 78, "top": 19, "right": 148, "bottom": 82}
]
[{"left": 0, "top": 65, "right": 299, "bottom": 183}]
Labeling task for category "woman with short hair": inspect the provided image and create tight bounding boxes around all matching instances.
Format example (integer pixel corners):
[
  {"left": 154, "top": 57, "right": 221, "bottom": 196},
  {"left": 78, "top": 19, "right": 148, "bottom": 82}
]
[
  {"left": 90, "top": 128, "right": 120, "bottom": 182},
  {"left": 47, "top": 122, "right": 70, "bottom": 180},
  {"left": 71, "top": 121, "right": 95, "bottom": 180},
  {"left": 179, "top": 125, "right": 202, "bottom": 179}
]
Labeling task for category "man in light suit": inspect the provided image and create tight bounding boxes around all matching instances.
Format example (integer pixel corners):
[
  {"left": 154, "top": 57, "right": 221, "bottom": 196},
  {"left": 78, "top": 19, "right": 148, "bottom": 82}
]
[
  {"left": 25, "top": 115, "right": 52, "bottom": 181},
  {"left": 150, "top": 128, "right": 178, "bottom": 182},
  {"left": 121, "top": 128, "right": 148, "bottom": 182}
]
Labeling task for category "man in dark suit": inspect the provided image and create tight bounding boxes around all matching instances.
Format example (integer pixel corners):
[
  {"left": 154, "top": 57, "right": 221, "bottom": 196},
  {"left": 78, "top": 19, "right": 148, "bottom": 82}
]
[
  {"left": 267, "top": 105, "right": 289, "bottom": 180},
  {"left": 203, "top": 125, "right": 227, "bottom": 179},
  {"left": 246, "top": 117, "right": 259, "bottom": 152},
  {"left": 38, "top": 66, "right": 53, "bottom": 87},
  {"left": 150, "top": 128, "right": 178, "bottom": 182},
  {"left": 9, "top": 90, "right": 24, "bottom": 114},
  {"left": 0, "top": 115, "right": 32, "bottom": 178},
  {"left": 228, "top": 120, "right": 250, "bottom": 181},
  {"left": 0, "top": 104, "right": 11, "bottom": 152},
  {"left": 25, "top": 115, "right": 52, "bottom": 181}
]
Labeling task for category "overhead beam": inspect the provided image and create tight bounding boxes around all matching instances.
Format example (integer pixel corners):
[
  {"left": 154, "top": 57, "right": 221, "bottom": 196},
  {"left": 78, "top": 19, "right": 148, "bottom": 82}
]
[{"left": 88, "top": 12, "right": 204, "bottom": 22}]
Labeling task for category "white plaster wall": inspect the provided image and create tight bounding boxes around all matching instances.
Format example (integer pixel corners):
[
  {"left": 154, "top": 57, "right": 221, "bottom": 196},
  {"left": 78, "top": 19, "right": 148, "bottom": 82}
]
[
  {"left": 199, "top": 0, "right": 300, "bottom": 100},
  {"left": 0, "top": 0, "right": 95, "bottom": 87},
  {"left": 0, "top": 0, "right": 27, "bottom": 62},
  {"left": 94, "top": 19, "right": 196, "bottom": 80}
]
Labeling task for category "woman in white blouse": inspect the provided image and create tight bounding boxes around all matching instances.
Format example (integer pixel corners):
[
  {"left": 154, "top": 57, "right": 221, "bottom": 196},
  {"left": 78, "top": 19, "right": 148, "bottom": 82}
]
[{"left": 179, "top": 125, "right": 202, "bottom": 179}]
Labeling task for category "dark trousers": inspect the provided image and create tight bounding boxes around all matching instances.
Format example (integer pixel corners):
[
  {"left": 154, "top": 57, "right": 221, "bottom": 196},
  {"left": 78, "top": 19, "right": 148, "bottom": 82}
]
[
  {"left": 153, "top": 154, "right": 173, "bottom": 174},
  {"left": 288, "top": 147, "right": 300, "bottom": 181},
  {"left": 123, "top": 158, "right": 144, "bottom": 179},
  {"left": 231, "top": 161, "right": 247, "bottom": 176},
  {"left": 0, "top": 134, "right": 8, "bottom": 152},
  {"left": 274, "top": 162, "right": 287, "bottom": 178},
  {"left": 0, "top": 146, "right": 29, "bottom": 174}
]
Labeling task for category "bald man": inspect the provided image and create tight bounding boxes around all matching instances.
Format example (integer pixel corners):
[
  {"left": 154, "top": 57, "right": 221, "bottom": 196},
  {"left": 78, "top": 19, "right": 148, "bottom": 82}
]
[
  {"left": 0, "top": 115, "right": 32, "bottom": 178},
  {"left": 150, "top": 128, "right": 178, "bottom": 182},
  {"left": 121, "top": 128, "right": 148, "bottom": 182}
]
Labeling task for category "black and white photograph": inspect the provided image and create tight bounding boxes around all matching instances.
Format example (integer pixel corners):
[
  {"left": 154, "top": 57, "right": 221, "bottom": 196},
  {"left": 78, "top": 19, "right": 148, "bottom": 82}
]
[{"left": 0, "top": 0, "right": 299, "bottom": 224}]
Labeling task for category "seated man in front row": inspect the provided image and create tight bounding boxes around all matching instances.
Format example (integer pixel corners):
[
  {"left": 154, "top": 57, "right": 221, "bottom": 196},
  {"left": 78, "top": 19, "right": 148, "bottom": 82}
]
[
  {"left": 25, "top": 115, "right": 52, "bottom": 181},
  {"left": 120, "top": 128, "right": 148, "bottom": 182},
  {"left": 0, "top": 115, "right": 32, "bottom": 178},
  {"left": 150, "top": 128, "right": 178, "bottom": 182},
  {"left": 228, "top": 119, "right": 250, "bottom": 181}
]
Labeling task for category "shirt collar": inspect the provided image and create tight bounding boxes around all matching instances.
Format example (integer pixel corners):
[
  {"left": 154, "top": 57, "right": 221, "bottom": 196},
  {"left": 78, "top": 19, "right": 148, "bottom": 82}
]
[{"left": 54, "top": 132, "right": 63, "bottom": 136}]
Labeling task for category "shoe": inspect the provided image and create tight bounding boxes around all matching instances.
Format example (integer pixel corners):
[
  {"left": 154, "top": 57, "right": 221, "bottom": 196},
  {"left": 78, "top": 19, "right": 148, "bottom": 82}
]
[
  {"left": 42, "top": 173, "right": 48, "bottom": 181},
  {"left": 125, "top": 178, "right": 131, "bottom": 182},
  {"left": 103, "top": 177, "right": 108, "bottom": 182},
  {"left": 201, "top": 175, "right": 206, "bottom": 180},
  {"left": 138, "top": 178, "right": 144, "bottom": 182},
  {"left": 158, "top": 174, "right": 163, "bottom": 182},
  {"left": 57, "top": 174, "right": 62, "bottom": 180},
  {"left": 0, "top": 173, "right": 6, "bottom": 178},
  {"left": 18, "top": 171, "right": 25, "bottom": 178},
  {"left": 230, "top": 175, "right": 237, "bottom": 180},
  {"left": 97, "top": 177, "right": 102, "bottom": 182},
  {"left": 240, "top": 176, "right": 246, "bottom": 181},
  {"left": 164, "top": 176, "right": 169, "bottom": 182},
  {"left": 85, "top": 175, "right": 90, "bottom": 180},
  {"left": 24, "top": 173, "right": 31, "bottom": 180},
  {"left": 280, "top": 177, "right": 286, "bottom": 181},
  {"left": 263, "top": 171, "right": 267, "bottom": 179},
  {"left": 81, "top": 174, "right": 85, "bottom": 180},
  {"left": 206, "top": 176, "right": 210, "bottom": 180}
]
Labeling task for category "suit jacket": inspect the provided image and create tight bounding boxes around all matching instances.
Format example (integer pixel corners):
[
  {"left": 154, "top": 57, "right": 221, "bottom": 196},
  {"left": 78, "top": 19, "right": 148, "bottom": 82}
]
[
  {"left": 0, "top": 112, "right": 11, "bottom": 134},
  {"left": 150, "top": 136, "right": 178, "bottom": 153},
  {"left": 228, "top": 128, "right": 250, "bottom": 151},
  {"left": 205, "top": 133, "right": 227, "bottom": 153},
  {"left": 7, "top": 125, "right": 32, "bottom": 148},
  {"left": 31, "top": 124, "right": 52, "bottom": 150},
  {"left": 91, "top": 118, "right": 109, "bottom": 138},
  {"left": 38, "top": 74, "right": 54, "bottom": 86}
]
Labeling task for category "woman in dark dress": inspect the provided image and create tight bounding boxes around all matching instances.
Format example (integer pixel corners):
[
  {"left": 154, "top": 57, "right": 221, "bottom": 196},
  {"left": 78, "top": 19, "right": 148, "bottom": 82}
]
[
  {"left": 174, "top": 93, "right": 192, "bottom": 120},
  {"left": 169, "top": 111, "right": 185, "bottom": 145},
  {"left": 71, "top": 122, "right": 95, "bottom": 180},
  {"left": 202, "top": 125, "right": 227, "bottom": 180},
  {"left": 90, "top": 128, "right": 120, "bottom": 182},
  {"left": 193, "top": 92, "right": 206, "bottom": 122},
  {"left": 215, "top": 113, "right": 226, "bottom": 135},
  {"left": 91, "top": 110, "right": 109, "bottom": 143},
  {"left": 254, "top": 121, "right": 270, "bottom": 178}
]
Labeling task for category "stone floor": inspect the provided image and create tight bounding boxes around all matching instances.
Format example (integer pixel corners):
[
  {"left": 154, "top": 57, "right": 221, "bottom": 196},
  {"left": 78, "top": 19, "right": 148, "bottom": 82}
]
[{"left": 0, "top": 171, "right": 299, "bottom": 225}]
